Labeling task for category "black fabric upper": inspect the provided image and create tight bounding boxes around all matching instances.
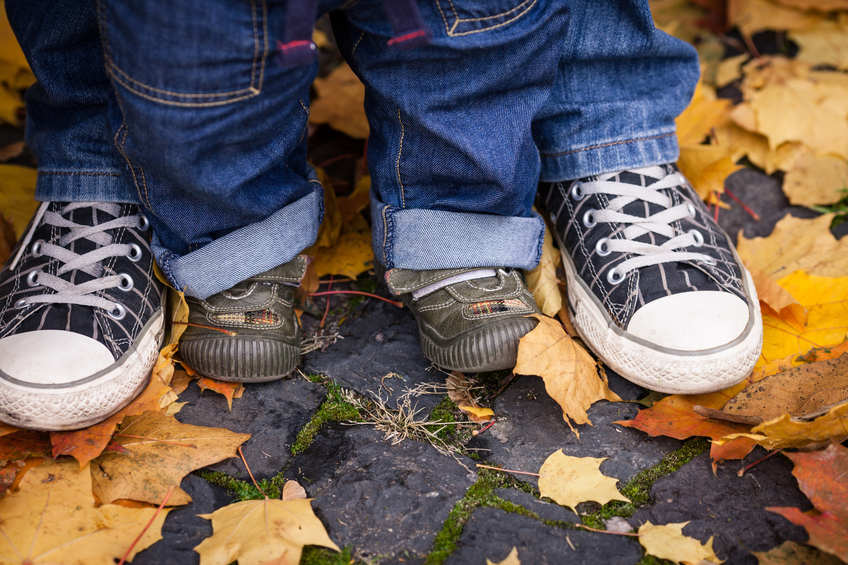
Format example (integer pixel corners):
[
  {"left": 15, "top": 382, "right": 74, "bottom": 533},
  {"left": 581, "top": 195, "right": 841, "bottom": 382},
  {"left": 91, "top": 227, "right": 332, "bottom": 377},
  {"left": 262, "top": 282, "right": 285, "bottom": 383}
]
[
  {"left": 538, "top": 165, "right": 747, "bottom": 329},
  {"left": 0, "top": 202, "right": 163, "bottom": 361}
]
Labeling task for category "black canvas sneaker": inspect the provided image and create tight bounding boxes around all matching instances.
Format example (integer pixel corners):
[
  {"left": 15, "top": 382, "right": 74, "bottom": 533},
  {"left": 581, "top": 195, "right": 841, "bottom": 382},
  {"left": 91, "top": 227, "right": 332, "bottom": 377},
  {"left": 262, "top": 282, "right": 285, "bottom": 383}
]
[
  {"left": 538, "top": 165, "right": 763, "bottom": 394},
  {"left": 384, "top": 267, "right": 539, "bottom": 372},
  {"left": 0, "top": 202, "right": 165, "bottom": 430},
  {"left": 178, "top": 257, "right": 307, "bottom": 382}
]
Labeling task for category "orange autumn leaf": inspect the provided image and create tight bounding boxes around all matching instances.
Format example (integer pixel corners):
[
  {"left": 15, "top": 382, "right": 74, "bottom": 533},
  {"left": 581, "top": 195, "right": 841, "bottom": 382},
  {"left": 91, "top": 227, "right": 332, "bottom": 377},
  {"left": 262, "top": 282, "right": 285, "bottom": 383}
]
[
  {"left": 768, "top": 444, "right": 848, "bottom": 562},
  {"left": 615, "top": 394, "right": 751, "bottom": 441},
  {"left": 197, "top": 376, "right": 245, "bottom": 411}
]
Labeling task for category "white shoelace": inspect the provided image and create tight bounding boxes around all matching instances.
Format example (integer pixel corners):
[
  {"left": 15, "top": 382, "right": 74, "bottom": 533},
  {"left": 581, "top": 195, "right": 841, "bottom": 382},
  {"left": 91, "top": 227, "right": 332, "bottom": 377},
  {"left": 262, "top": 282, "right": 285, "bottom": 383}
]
[
  {"left": 575, "top": 166, "right": 714, "bottom": 284},
  {"left": 15, "top": 202, "right": 146, "bottom": 319}
]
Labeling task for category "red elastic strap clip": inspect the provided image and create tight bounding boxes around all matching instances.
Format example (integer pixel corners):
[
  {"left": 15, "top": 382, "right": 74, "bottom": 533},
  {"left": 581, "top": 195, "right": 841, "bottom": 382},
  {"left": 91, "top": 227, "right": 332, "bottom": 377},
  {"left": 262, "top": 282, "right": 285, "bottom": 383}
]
[{"left": 387, "top": 29, "right": 428, "bottom": 46}]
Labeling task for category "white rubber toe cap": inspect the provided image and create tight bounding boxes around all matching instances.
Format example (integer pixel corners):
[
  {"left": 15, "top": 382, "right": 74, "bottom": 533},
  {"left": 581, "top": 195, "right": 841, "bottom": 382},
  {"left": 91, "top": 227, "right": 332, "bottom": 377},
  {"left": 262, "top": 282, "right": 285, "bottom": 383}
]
[
  {"left": 0, "top": 330, "right": 115, "bottom": 385},
  {"left": 627, "top": 291, "right": 751, "bottom": 352}
]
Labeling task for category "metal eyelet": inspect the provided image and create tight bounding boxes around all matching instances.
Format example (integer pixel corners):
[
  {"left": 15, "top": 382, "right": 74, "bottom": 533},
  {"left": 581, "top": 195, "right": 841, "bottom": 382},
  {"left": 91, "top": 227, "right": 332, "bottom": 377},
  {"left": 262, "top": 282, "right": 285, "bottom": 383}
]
[
  {"left": 595, "top": 238, "right": 612, "bottom": 257},
  {"left": 137, "top": 213, "right": 150, "bottom": 231},
  {"left": 127, "top": 243, "right": 142, "bottom": 262},
  {"left": 686, "top": 203, "right": 696, "bottom": 217},
  {"left": 118, "top": 273, "right": 134, "bottom": 292},
  {"left": 550, "top": 212, "right": 557, "bottom": 223},
  {"left": 569, "top": 182, "right": 585, "bottom": 201},
  {"left": 14, "top": 298, "right": 29, "bottom": 309},
  {"left": 26, "top": 270, "right": 42, "bottom": 287},
  {"left": 702, "top": 256, "right": 717, "bottom": 266},
  {"left": 108, "top": 303, "right": 127, "bottom": 320},
  {"left": 607, "top": 268, "right": 625, "bottom": 285},
  {"left": 31, "top": 239, "right": 45, "bottom": 257},
  {"left": 689, "top": 229, "right": 704, "bottom": 247},
  {"left": 582, "top": 209, "right": 597, "bottom": 229}
]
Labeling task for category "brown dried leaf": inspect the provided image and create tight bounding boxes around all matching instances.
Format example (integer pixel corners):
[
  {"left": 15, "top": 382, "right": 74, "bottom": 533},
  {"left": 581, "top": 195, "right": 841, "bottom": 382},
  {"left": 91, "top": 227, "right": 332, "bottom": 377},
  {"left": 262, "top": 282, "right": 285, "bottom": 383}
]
[
  {"left": 753, "top": 541, "right": 844, "bottom": 565},
  {"left": 746, "top": 263, "right": 806, "bottom": 330},
  {"left": 0, "top": 140, "right": 24, "bottom": 162},
  {"left": 446, "top": 372, "right": 493, "bottom": 422},
  {"left": 783, "top": 152, "right": 848, "bottom": 207},
  {"left": 309, "top": 63, "right": 369, "bottom": 139},
  {"left": 197, "top": 376, "right": 245, "bottom": 411},
  {"left": 728, "top": 0, "right": 823, "bottom": 36},
  {"left": 514, "top": 315, "right": 621, "bottom": 436},
  {"left": 282, "top": 480, "right": 307, "bottom": 501}
]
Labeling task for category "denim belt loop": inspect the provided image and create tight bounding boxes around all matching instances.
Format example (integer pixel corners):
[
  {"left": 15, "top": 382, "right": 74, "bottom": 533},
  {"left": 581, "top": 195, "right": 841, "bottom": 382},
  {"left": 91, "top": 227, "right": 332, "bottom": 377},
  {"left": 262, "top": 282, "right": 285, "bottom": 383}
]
[
  {"left": 277, "top": 0, "right": 320, "bottom": 66},
  {"left": 382, "top": 0, "right": 432, "bottom": 49},
  {"left": 277, "top": 0, "right": 432, "bottom": 66}
]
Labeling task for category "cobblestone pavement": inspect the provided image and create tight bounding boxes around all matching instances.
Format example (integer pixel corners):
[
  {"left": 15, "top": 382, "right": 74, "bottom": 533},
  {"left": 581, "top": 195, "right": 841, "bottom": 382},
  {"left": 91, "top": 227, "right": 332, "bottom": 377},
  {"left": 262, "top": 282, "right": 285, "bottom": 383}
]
[{"left": 134, "top": 169, "right": 842, "bottom": 565}]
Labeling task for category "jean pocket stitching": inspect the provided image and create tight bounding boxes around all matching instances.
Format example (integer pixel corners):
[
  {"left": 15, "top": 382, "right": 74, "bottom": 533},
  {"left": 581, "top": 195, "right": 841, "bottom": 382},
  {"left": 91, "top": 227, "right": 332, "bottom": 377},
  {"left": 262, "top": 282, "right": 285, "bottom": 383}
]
[
  {"left": 437, "top": 0, "right": 538, "bottom": 37},
  {"left": 101, "top": 0, "right": 269, "bottom": 107}
]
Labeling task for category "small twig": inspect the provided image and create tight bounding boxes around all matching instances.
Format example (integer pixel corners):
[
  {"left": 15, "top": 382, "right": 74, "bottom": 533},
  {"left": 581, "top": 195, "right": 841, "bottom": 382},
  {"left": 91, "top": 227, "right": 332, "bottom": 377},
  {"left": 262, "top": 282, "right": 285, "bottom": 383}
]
[
  {"left": 476, "top": 464, "right": 542, "bottom": 477},
  {"left": 117, "top": 484, "right": 175, "bottom": 565},
  {"left": 575, "top": 524, "right": 640, "bottom": 537},
  {"left": 319, "top": 277, "right": 353, "bottom": 285},
  {"left": 170, "top": 322, "right": 237, "bottom": 337},
  {"left": 320, "top": 275, "right": 333, "bottom": 328},
  {"left": 741, "top": 31, "right": 762, "bottom": 59},
  {"left": 738, "top": 448, "right": 783, "bottom": 477},
  {"left": 239, "top": 446, "right": 267, "bottom": 498},
  {"left": 472, "top": 420, "right": 497, "bottom": 436},
  {"left": 308, "top": 290, "right": 403, "bottom": 308},
  {"left": 114, "top": 434, "right": 197, "bottom": 449},
  {"left": 724, "top": 187, "right": 761, "bottom": 221}
]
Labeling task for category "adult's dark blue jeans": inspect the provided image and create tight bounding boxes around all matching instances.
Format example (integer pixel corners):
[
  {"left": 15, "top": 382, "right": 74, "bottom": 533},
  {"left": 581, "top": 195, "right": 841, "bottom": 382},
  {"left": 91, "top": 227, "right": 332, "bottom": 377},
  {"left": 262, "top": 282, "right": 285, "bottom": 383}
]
[{"left": 6, "top": 0, "right": 698, "bottom": 300}]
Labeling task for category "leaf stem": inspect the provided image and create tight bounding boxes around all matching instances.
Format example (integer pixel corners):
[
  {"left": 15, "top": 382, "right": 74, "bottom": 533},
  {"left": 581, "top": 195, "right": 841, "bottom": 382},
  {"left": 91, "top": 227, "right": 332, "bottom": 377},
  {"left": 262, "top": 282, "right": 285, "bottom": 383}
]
[
  {"left": 308, "top": 290, "right": 403, "bottom": 308},
  {"left": 113, "top": 434, "right": 197, "bottom": 449},
  {"left": 320, "top": 275, "right": 333, "bottom": 328},
  {"left": 724, "top": 187, "right": 761, "bottom": 221},
  {"left": 117, "top": 484, "right": 175, "bottom": 565},
  {"left": 238, "top": 445, "right": 267, "bottom": 498},
  {"left": 475, "top": 463, "right": 542, "bottom": 477},
  {"left": 738, "top": 448, "right": 783, "bottom": 477},
  {"left": 170, "top": 322, "right": 237, "bottom": 337}
]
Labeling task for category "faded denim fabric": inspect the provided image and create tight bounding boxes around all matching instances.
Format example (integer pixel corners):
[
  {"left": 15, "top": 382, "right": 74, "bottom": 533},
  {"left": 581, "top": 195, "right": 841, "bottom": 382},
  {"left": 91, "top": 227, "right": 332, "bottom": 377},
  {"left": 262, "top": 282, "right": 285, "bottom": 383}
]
[{"left": 8, "top": 0, "right": 697, "bottom": 299}]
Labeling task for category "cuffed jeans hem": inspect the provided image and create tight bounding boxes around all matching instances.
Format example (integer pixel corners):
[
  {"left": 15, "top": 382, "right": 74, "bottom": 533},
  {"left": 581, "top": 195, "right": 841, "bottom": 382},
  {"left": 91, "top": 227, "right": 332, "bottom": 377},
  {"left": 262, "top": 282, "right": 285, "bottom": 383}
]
[
  {"left": 155, "top": 187, "right": 323, "bottom": 300},
  {"left": 34, "top": 170, "right": 140, "bottom": 204},
  {"left": 538, "top": 130, "right": 681, "bottom": 182},
  {"left": 371, "top": 198, "right": 545, "bottom": 271}
]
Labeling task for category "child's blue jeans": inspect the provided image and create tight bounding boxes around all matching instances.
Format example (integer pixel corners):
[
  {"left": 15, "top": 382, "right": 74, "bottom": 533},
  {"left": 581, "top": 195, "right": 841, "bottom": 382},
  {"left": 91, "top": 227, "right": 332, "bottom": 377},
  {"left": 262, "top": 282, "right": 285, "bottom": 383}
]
[{"left": 7, "top": 0, "right": 699, "bottom": 300}]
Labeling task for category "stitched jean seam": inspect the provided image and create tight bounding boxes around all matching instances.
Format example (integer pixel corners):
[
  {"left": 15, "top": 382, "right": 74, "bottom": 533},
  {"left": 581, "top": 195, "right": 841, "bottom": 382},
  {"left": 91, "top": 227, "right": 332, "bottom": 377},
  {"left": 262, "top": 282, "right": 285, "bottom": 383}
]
[
  {"left": 436, "top": 0, "right": 538, "bottom": 37},
  {"left": 99, "top": 0, "right": 268, "bottom": 107},
  {"left": 540, "top": 132, "right": 676, "bottom": 158}
]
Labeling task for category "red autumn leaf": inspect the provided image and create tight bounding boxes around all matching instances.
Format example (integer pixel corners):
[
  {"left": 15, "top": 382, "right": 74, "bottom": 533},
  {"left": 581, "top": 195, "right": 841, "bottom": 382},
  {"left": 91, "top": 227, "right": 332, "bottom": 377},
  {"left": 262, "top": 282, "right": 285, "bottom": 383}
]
[
  {"left": 0, "top": 430, "right": 53, "bottom": 462},
  {"left": 768, "top": 443, "right": 848, "bottom": 562}
]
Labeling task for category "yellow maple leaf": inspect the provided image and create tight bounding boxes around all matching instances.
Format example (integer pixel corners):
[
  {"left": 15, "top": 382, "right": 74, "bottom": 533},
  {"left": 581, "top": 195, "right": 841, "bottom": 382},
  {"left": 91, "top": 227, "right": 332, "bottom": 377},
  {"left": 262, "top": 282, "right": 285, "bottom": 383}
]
[
  {"left": 487, "top": 546, "right": 521, "bottom": 565},
  {"left": 0, "top": 164, "right": 37, "bottom": 238},
  {"left": 675, "top": 80, "right": 732, "bottom": 147},
  {"left": 728, "top": 0, "right": 822, "bottom": 36},
  {"left": 720, "top": 400, "right": 848, "bottom": 450},
  {"left": 638, "top": 521, "right": 723, "bottom": 564},
  {"left": 746, "top": 263, "right": 807, "bottom": 330},
  {"left": 0, "top": 458, "right": 170, "bottom": 565},
  {"left": 194, "top": 495, "right": 339, "bottom": 565},
  {"left": 537, "top": 450, "right": 629, "bottom": 512},
  {"left": 309, "top": 63, "right": 368, "bottom": 139},
  {"left": 756, "top": 271, "right": 848, "bottom": 367},
  {"left": 789, "top": 14, "right": 848, "bottom": 71},
  {"left": 91, "top": 411, "right": 250, "bottom": 506},
  {"left": 524, "top": 219, "right": 562, "bottom": 317},
  {"left": 715, "top": 54, "right": 750, "bottom": 89},
  {"left": 782, "top": 152, "right": 848, "bottom": 207},
  {"left": 773, "top": 0, "right": 848, "bottom": 9},
  {"left": 738, "top": 214, "right": 848, "bottom": 279},
  {"left": 514, "top": 315, "right": 621, "bottom": 436},
  {"left": 677, "top": 146, "right": 742, "bottom": 201}
]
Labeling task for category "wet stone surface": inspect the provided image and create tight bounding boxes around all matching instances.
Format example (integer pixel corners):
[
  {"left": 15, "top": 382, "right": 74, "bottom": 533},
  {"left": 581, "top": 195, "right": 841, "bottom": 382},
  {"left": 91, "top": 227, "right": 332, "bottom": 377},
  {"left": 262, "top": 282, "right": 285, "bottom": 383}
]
[
  {"left": 287, "top": 424, "right": 476, "bottom": 562},
  {"left": 304, "top": 300, "right": 443, "bottom": 415},
  {"left": 632, "top": 449, "right": 812, "bottom": 565},
  {"left": 176, "top": 377, "right": 326, "bottom": 480},
  {"left": 445, "top": 507, "right": 642, "bottom": 565},
  {"left": 469, "top": 375, "right": 681, "bottom": 484},
  {"left": 134, "top": 474, "right": 231, "bottom": 565},
  {"left": 494, "top": 489, "right": 581, "bottom": 524}
]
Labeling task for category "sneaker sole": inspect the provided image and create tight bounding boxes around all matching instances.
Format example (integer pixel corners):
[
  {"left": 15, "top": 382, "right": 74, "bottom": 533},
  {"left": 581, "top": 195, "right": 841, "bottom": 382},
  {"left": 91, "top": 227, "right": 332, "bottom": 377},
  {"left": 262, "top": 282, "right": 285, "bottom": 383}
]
[
  {"left": 0, "top": 310, "right": 165, "bottom": 431},
  {"left": 419, "top": 317, "right": 537, "bottom": 373},
  {"left": 556, "top": 239, "right": 763, "bottom": 395},
  {"left": 179, "top": 337, "right": 300, "bottom": 382}
]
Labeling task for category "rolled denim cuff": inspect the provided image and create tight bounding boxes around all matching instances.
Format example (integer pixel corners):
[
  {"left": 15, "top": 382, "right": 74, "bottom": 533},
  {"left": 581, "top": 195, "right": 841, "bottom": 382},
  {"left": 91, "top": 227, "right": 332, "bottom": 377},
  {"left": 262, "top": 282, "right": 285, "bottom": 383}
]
[
  {"left": 371, "top": 196, "right": 545, "bottom": 271},
  {"left": 34, "top": 169, "right": 140, "bottom": 204},
  {"left": 539, "top": 129, "right": 681, "bottom": 182},
  {"left": 155, "top": 186, "right": 323, "bottom": 299}
]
